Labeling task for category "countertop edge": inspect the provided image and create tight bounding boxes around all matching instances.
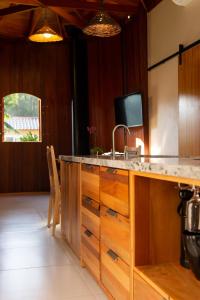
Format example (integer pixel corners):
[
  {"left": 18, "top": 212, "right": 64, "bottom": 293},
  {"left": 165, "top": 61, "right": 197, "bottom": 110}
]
[{"left": 59, "top": 155, "right": 200, "bottom": 182}]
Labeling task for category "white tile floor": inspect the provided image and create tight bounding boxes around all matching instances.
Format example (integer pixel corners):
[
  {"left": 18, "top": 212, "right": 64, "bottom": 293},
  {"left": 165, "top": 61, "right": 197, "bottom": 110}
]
[{"left": 0, "top": 194, "right": 107, "bottom": 300}]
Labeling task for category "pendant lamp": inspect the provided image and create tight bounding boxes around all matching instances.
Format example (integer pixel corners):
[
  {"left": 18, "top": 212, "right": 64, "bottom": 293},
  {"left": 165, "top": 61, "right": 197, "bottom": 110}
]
[
  {"left": 29, "top": 8, "right": 63, "bottom": 43},
  {"left": 83, "top": 0, "right": 121, "bottom": 38}
]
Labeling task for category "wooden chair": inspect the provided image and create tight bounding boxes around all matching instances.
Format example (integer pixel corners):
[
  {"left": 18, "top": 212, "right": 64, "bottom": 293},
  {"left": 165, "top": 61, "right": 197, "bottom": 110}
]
[{"left": 46, "top": 145, "right": 61, "bottom": 236}]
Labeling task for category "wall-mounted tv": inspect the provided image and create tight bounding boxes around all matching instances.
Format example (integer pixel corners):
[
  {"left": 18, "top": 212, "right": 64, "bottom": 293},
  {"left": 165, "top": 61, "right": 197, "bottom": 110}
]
[{"left": 114, "top": 92, "right": 143, "bottom": 127}]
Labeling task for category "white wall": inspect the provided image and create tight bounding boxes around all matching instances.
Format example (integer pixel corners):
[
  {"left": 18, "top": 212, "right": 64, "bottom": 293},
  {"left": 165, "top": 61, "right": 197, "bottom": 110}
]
[{"left": 148, "top": 0, "right": 200, "bottom": 155}]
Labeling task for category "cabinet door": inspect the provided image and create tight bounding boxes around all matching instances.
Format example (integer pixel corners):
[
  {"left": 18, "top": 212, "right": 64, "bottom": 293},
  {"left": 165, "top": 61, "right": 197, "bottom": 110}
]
[
  {"left": 61, "top": 161, "right": 71, "bottom": 242},
  {"left": 101, "top": 243, "right": 130, "bottom": 300},
  {"left": 134, "top": 272, "right": 169, "bottom": 300},
  {"left": 101, "top": 205, "right": 130, "bottom": 265},
  {"left": 70, "top": 163, "right": 81, "bottom": 257},
  {"left": 82, "top": 196, "right": 100, "bottom": 239},
  {"left": 81, "top": 226, "right": 100, "bottom": 281},
  {"left": 100, "top": 167, "right": 129, "bottom": 217},
  {"left": 61, "top": 162, "right": 80, "bottom": 257},
  {"left": 82, "top": 164, "right": 100, "bottom": 202}
]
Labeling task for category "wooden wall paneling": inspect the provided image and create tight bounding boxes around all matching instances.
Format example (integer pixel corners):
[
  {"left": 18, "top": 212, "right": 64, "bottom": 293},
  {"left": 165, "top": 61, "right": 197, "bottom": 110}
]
[
  {"left": 71, "top": 34, "right": 90, "bottom": 155},
  {"left": 117, "top": 6, "right": 149, "bottom": 153},
  {"left": 179, "top": 44, "right": 200, "bottom": 156},
  {"left": 0, "top": 40, "right": 72, "bottom": 192},
  {"left": 87, "top": 36, "right": 123, "bottom": 152},
  {"left": 87, "top": 6, "right": 149, "bottom": 153}
]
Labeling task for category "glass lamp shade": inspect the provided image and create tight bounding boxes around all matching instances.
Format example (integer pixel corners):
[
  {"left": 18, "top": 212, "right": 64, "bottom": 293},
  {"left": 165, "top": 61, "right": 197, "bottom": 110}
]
[
  {"left": 83, "top": 10, "right": 121, "bottom": 37},
  {"left": 28, "top": 8, "right": 63, "bottom": 43}
]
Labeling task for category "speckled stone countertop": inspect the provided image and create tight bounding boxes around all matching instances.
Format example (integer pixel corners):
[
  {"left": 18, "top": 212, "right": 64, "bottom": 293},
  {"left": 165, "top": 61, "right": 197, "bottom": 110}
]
[{"left": 59, "top": 155, "right": 200, "bottom": 181}]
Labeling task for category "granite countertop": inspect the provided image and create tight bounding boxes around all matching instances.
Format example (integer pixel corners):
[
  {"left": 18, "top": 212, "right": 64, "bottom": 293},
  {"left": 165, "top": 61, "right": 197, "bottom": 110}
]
[{"left": 59, "top": 155, "right": 200, "bottom": 181}]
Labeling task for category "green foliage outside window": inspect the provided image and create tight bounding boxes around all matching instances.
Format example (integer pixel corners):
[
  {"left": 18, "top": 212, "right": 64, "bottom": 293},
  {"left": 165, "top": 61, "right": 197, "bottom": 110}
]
[
  {"left": 4, "top": 93, "right": 38, "bottom": 117},
  {"left": 19, "top": 132, "right": 39, "bottom": 142}
]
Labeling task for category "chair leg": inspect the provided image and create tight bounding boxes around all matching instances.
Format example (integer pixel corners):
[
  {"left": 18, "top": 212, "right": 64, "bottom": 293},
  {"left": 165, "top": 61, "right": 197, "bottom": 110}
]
[
  {"left": 52, "top": 195, "right": 60, "bottom": 236},
  {"left": 47, "top": 194, "right": 53, "bottom": 228}
]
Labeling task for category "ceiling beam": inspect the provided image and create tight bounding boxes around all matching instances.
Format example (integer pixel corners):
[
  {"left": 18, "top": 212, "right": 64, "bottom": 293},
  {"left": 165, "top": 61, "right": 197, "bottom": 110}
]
[
  {"left": 37, "top": 0, "right": 137, "bottom": 13},
  {"left": 139, "top": 0, "right": 148, "bottom": 11},
  {"left": 49, "top": 6, "right": 85, "bottom": 28},
  {"left": 9, "top": 0, "right": 40, "bottom": 5},
  {"left": 0, "top": 4, "right": 37, "bottom": 16}
]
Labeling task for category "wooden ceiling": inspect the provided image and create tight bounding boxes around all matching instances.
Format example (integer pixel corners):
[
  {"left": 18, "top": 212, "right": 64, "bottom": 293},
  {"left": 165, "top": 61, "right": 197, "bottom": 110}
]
[{"left": 0, "top": 0, "right": 162, "bottom": 40}]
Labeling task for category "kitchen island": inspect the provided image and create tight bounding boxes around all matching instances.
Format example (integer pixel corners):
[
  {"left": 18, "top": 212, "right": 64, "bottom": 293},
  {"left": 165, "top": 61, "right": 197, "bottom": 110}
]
[{"left": 60, "top": 155, "right": 200, "bottom": 300}]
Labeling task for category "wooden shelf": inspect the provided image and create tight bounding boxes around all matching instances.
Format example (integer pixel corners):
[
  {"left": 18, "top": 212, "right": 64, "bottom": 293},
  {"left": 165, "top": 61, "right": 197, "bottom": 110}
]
[{"left": 134, "top": 263, "right": 200, "bottom": 300}]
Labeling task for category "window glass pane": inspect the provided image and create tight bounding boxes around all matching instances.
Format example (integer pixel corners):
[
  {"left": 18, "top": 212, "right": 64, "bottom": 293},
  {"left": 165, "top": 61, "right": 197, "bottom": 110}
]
[{"left": 3, "top": 93, "right": 41, "bottom": 142}]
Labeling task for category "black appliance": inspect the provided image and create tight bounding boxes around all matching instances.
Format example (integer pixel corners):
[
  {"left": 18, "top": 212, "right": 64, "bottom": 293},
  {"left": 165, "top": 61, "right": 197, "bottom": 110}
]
[
  {"left": 183, "top": 232, "right": 200, "bottom": 280},
  {"left": 177, "top": 186, "right": 194, "bottom": 268},
  {"left": 183, "top": 188, "right": 200, "bottom": 280},
  {"left": 114, "top": 92, "right": 143, "bottom": 127}
]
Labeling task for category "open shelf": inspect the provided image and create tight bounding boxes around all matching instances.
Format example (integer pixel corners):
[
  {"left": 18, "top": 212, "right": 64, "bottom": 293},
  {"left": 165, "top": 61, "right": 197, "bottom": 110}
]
[
  {"left": 134, "top": 263, "right": 200, "bottom": 300},
  {"left": 132, "top": 174, "right": 200, "bottom": 299}
]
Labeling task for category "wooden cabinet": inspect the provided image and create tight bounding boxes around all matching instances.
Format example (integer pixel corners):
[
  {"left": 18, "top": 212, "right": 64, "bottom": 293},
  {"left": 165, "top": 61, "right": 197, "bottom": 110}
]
[
  {"left": 61, "top": 160, "right": 200, "bottom": 300},
  {"left": 134, "top": 272, "right": 168, "bottom": 300},
  {"left": 81, "top": 164, "right": 101, "bottom": 282},
  {"left": 100, "top": 166, "right": 131, "bottom": 299},
  {"left": 101, "top": 243, "right": 130, "bottom": 300},
  {"left": 101, "top": 205, "right": 130, "bottom": 265},
  {"left": 100, "top": 167, "right": 129, "bottom": 217},
  {"left": 61, "top": 161, "right": 80, "bottom": 257}
]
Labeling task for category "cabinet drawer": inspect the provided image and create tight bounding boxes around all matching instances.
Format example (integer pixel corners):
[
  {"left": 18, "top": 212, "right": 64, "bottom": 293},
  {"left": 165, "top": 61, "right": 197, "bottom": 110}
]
[
  {"left": 81, "top": 164, "right": 100, "bottom": 202},
  {"left": 82, "top": 197, "right": 100, "bottom": 239},
  {"left": 101, "top": 243, "right": 130, "bottom": 300},
  {"left": 134, "top": 272, "right": 169, "bottom": 300},
  {"left": 81, "top": 226, "right": 100, "bottom": 281},
  {"left": 100, "top": 167, "right": 129, "bottom": 217},
  {"left": 101, "top": 205, "right": 130, "bottom": 265}
]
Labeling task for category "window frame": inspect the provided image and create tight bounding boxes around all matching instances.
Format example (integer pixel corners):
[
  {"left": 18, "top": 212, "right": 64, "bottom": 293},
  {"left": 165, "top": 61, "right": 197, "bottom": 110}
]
[{"left": 1, "top": 94, "right": 42, "bottom": 143}]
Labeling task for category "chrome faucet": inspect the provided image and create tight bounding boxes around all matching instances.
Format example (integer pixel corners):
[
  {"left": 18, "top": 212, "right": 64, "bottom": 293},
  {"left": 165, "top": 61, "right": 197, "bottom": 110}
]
[{"left": 112, "top": 124, "right": 130, "bottom": 159}]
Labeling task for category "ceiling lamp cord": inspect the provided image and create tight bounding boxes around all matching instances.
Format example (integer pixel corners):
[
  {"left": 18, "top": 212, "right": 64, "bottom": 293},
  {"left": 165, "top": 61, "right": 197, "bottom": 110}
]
[{"left": 82, "top": 0, "right": 121, "bottom": 38}]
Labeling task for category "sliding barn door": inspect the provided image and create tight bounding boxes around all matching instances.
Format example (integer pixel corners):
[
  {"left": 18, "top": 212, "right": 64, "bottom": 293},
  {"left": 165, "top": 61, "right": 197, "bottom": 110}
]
[{"left": 179, "top": 44, "right": 200, "bottom": 156}]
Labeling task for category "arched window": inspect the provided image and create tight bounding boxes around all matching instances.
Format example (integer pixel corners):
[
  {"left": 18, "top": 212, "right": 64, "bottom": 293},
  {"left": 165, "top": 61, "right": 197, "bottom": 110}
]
[{"left": 2, "top": 93, "right": 41, "bottom": 142}]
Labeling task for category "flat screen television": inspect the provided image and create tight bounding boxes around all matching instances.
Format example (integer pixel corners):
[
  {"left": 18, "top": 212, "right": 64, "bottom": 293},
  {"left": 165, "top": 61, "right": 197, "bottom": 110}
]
[{"left": 114, "top": 92, "right": 143, "bottom": 127}]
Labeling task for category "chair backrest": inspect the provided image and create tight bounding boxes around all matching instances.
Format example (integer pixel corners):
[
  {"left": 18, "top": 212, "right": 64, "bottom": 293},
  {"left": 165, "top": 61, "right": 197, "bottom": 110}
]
[{"left": 46, "top": 145, "right": 60, "bottom": 196}]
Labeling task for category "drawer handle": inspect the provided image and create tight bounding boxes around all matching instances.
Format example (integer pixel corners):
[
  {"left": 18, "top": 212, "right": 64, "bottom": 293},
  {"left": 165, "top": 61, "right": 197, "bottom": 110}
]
[
  {"left": 107, "top": 208, "right": 117, "bottom": 217},
  {"left": 84, "top": 229, "right": 93, "bottom": 237},
  {"left": 84, "top": 197, "right": 92, "bottom": 205},
  {"left": 107, "top": 249, "right": 119, "bottom": 261},
  {"left": 106, "top": 168, "right": 117, "bottom": 174}
]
